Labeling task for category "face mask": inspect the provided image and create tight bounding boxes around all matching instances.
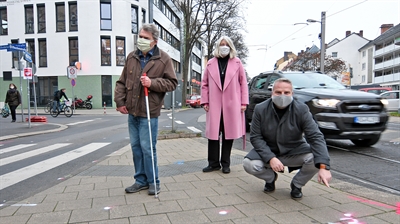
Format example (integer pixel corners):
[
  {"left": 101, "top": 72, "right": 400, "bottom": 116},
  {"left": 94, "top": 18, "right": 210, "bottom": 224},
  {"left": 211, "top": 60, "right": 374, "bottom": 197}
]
[
  {"left": 219, "top": 46, "right": 230, "bottom": 57},
  {"left": 137, "top": 38, "right": 153, "bottom": 53},
  {"left": 272, "top": 95, "right": 293, "bottom": 109},
  {"left": 10, "top": 86, "right": 14, "bottom": 89}
]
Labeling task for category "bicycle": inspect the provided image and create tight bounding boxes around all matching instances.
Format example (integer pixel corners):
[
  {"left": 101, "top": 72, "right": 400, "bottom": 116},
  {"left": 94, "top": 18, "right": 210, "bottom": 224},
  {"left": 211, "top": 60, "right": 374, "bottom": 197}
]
[
  {"left": 44, "top": 99, "right": 54, "bottom": 113},
  {"left": 50, "top": 100, "right": 73, "bottom": 118}
]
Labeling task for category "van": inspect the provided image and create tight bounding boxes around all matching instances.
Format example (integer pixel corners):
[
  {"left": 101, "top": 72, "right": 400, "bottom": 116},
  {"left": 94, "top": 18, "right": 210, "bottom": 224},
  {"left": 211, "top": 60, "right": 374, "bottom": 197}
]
[{"left": 359, "top": 87, "right": 392, "bottom": 95}]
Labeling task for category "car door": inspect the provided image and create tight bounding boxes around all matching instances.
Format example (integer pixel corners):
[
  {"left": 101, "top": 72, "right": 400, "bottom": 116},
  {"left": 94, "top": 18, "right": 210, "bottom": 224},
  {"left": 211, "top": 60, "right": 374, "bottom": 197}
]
[{"left": 381, "top": 91, "right": 399, "bottom": 111}]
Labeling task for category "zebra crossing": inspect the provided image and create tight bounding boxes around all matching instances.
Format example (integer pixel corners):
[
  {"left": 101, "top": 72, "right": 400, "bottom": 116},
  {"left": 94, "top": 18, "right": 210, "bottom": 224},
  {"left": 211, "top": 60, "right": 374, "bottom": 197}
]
[
  {"left": 166, "top": 113, "right": 203, "bottom": 133},
  {"left": 0, "top": 142, "right": 110, "bottom": 191}
]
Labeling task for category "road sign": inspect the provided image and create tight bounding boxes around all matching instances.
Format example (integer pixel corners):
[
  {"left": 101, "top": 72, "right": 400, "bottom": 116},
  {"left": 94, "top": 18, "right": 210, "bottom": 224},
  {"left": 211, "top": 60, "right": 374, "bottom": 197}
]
[
  {"left": 24, "top": 51, "right": 32, "bottom": 63},
  {"left": 23, "top": 68, "right": 33, "bottom": 79},
  {"left": 71, "top": 78, "right": 76, "bottom": 87},
  {"left": 67, "top": 66, "right": 77, "bottom": 79},
  {"left": 7, "top": 43, "right": 27, "bottom": 52}
]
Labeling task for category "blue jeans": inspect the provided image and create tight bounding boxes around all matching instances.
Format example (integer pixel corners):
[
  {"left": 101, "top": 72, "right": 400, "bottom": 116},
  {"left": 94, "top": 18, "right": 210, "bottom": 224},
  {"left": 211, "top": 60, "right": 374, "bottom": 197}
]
[
  {"left": 128, "top": 114, "right": 159, "bottom": 186},
  {"left": 52, "top": 101, "right": 60, "bottom": 112}
]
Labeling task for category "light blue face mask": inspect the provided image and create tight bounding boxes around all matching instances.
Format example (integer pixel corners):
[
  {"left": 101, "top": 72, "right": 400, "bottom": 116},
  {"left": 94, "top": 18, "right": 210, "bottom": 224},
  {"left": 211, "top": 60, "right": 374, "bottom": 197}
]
[{"left": 272, "top": 95, "right": 293, "bottom": 109}]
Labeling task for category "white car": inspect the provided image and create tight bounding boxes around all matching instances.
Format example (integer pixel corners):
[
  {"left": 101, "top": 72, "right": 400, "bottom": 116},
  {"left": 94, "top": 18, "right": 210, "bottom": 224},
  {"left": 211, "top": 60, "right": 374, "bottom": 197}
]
[{"left": 380, "top": 90, "right": 400, "bottom": 112}]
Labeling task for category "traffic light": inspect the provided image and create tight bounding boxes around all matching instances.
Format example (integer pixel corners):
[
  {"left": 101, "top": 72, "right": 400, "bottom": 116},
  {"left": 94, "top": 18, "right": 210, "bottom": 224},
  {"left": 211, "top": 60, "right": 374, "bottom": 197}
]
[{"left": 349, "top": 67, "right": 353, "bottom": 78}]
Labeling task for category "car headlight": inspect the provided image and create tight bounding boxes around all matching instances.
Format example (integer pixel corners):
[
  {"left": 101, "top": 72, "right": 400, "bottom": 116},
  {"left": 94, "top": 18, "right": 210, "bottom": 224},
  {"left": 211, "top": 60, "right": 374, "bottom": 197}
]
[
  {"left": 312, "top": 99, "right": 340, "bottom": 108},
  {"left": 380, "top": 99, "right": 388, "bottom": 107}
]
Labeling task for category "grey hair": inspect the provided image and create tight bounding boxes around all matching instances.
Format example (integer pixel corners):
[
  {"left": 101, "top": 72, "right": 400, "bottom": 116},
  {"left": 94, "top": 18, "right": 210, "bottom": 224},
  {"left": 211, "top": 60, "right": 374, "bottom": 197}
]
[
  {"left": 272, "top": 78, "right": 294, "bottom": 91},
  {"left": 213, "top": 36, "right": 237, "bottom": 58},
  {"left": 140, "top": 23, "right": 159, "bottom": 41}
]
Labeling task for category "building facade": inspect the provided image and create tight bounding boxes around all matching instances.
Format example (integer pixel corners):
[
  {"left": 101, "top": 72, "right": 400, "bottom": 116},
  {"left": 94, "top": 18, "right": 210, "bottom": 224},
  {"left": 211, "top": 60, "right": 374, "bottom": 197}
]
[{"left": 0, "top": 0, "right": 204, "bottom": 108}]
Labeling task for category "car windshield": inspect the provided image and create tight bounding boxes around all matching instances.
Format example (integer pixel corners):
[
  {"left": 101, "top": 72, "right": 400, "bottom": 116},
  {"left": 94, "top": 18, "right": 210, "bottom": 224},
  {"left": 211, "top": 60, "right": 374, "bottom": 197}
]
[
  {"left": 190, "top": 96, "right": 198, "bottom": 100},
  {"left": 282, "top": 73, "right": 346, "bottom": 90}
]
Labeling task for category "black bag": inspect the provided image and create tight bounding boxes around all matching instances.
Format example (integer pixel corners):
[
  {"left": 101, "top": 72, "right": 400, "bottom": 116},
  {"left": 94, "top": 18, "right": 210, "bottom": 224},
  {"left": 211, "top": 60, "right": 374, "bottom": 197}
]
[{"left": 54, "top": 90, "right": 60, "bottom": 99}]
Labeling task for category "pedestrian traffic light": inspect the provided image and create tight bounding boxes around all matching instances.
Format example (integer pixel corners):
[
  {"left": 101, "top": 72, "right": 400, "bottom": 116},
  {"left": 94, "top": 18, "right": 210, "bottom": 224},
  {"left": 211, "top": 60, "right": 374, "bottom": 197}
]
[
  {"left": 75, "top": 61, "right": 81, "bottom": 70},
  {"left": 349, "top": 67, "right": 353, "bottom": 78}
]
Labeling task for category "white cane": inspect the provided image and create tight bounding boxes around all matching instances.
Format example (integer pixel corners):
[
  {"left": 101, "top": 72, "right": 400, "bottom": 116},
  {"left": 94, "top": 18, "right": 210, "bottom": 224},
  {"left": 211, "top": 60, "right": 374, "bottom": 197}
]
[{"left": 142, "top": 73, "right": 158, "bottom": 198}]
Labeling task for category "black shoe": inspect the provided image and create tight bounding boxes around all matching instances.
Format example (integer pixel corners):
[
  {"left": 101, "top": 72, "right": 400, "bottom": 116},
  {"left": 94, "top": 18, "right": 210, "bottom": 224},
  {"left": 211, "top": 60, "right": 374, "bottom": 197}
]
[
  {"left": 263, "top": 172, "right": 278, "bottom": 193},
  {"left": 202, "top": 166, "right": 221, "bottom": 172},
  {"left": 11, "top": 120, "right": 15, "bottom": 122},
  {"left": 125, "top": 183, "right": 149, "bottom": 193},
  {"left": 290, "top": 182, "right": 303, "bottom": 199},
  {"left": 222, "top": 167, "right": 230, "bottom": 174}
]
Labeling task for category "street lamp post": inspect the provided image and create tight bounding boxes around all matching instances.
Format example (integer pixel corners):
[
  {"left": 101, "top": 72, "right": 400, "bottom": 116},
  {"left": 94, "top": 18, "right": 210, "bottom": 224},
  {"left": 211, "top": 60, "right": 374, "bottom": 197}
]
[{"left": 307, "top": 11, "right": 326, "bottom": 73}]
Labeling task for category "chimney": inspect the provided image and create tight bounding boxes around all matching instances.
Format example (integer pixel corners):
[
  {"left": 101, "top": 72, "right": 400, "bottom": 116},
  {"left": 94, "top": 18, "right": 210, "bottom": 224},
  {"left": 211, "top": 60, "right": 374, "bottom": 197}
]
[
  {"left": 380, "top": 24, "right": 394, "bottom": 34},
  {"left": 346, "top": 31, "right": 351, "bottom": 37},
  {"left": 359, "top": 30, "right": 363, "bottom": 37}
]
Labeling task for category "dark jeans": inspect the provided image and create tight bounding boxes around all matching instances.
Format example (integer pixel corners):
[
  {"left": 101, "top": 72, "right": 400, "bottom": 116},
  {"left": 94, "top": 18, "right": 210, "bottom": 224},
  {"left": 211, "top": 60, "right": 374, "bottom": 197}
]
[
  {"left": 52, "top": 101, "right": 60, "bottom": 112},
  {"left": 207, "top": 114, "right": 234, "bottom": 168},
  {"left": 9, "top": 105, "right": 18, "bottom": 121}
]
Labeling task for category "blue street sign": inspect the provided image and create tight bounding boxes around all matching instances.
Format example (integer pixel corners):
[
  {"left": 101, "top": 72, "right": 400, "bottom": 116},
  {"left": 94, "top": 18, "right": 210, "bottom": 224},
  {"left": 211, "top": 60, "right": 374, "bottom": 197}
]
[
  {"left": 0, "top": 44, "right": 9, "bottom": 50},
  {"left": 6, "top": 43, "right": 27, "bottom": 52},
  {"left": 24, "top": 51, "right": 32, "bottom": 63}
]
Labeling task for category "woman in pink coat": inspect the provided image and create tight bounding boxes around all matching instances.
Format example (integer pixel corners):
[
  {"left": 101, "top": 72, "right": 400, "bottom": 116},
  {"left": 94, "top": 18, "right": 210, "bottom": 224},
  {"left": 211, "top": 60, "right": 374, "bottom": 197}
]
[{"left": 201, "top": 36, "right": 249, "bottom": 174}]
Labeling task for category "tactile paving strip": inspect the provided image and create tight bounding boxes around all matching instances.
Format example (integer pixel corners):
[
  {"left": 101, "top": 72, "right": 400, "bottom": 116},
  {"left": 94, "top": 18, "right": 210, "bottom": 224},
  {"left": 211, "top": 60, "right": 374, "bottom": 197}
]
[{"left": 77, "top": 155, "right": 245, "bottom": 177}]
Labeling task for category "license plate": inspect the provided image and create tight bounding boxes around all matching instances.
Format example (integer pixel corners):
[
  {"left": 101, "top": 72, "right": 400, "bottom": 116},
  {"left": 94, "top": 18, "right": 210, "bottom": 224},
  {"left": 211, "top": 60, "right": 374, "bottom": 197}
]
[{"left": 354, "top": 116, "right": 379, "bottom": 124}]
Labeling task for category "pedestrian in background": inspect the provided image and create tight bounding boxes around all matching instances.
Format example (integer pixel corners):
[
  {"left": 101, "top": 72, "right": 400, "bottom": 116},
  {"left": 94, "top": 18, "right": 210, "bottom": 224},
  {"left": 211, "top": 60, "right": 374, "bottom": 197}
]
[
  {"left": 114, "top": 23, "right": 177, "bottom": 195},
  {"left": 201, "top": 36, "right": 249, "bottom": 174},
  {"left": 5, "top": 83, "right": 21, "bottom": 122},
  {"left": 243, "top": 78, "right": 331, "bottom": 199}
]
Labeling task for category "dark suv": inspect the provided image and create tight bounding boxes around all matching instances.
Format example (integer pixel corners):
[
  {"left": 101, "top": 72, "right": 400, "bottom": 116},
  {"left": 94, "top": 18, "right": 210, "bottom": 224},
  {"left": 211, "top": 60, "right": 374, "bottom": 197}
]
[{"left": 245, "top": 71, "right": 389, "bottom": 147}]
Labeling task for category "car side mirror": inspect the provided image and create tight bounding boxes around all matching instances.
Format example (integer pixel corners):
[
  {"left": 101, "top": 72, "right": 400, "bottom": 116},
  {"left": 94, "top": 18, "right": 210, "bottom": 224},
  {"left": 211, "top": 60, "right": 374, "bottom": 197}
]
[{"left": 267, "top": 85, "right": 273, "bottom": 91}]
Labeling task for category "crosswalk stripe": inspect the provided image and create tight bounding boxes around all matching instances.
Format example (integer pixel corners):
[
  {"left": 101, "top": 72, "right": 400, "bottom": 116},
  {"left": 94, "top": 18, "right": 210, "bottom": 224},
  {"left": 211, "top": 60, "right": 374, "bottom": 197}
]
[
  {"left": 0, "top": 142, "right": 110, "bottom": 190},
  {"left": 187, "top": 126, "right": 202, "bottom": 133},
  {"left": 175, "top": 120, "right": 184, "bottom": 124},
  {"left": 0, "top": 144, "right": 36, "bottom": 155},
  {"left": 66, "top": 120, "right": 94, "bottom": 126},
  {"left": 0, "top": 143, "right": 71, "bottom": 166}
]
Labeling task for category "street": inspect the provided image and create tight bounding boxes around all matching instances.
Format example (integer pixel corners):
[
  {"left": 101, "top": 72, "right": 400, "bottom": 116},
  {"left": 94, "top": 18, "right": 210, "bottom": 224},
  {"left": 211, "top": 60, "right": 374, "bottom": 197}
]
[{"left": 0, "top": 108, "right": 399, "bottom": 207}]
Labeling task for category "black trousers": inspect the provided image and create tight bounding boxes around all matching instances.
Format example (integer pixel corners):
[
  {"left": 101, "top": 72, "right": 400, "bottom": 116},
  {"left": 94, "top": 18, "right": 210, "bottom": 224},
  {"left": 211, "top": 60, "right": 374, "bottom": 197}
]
[
  {"left": 207, "top": 114, "right": 234, "bottom": 168},
  {"left": 9, "top": 105, "right": 18, "bottom": 121}
]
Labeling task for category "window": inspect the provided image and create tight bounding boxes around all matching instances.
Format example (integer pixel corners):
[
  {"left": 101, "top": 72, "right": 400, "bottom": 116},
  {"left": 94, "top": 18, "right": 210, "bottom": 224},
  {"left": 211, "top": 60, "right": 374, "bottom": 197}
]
[
  {"left": 68, "top": 37, "right": 79, "bottom": 66},
  {"left": 332, "top": 52, "right": 337, "bottom": 58},
  {"left": 25, "top": 5, "right": 34, "bottom": 33},
  {"left": 101, "top": 36, "right": 111, "bottom": 65},
  {"left": 116, "top": 37, "right": 125, "bottom": 66},
  {"left": 69, "top": 2, "right": 78, "bottom": 31},
  {"left": 362, "top": 75, "right": 365, "bottom": 83},
  {"left": 3, "top": 71, "right": 12, "bottom": 81},
  {"left": 37, "top": 4, "right": 45, "bottom": 33},
  {"left": 11, "top": 39, "right": 18, "bottom": 68},
  {"left": 362, "top": 50, "right": 366, "bottom": 57},
  {"left": 56, "top": 3, "right": 65, "bottom": 32},
  {"left": 0, "top": 7, "right": 7, "bottom": 35},
  {"left": 38, "top": 39, "right": 47, "bottom": 67},
  {"left": 172, "top": 59, "right": 180, "bottom": 72},
  {"left": 100, "top": 1, "right": 111, "bottom": 30},
  {"left": 26, "top": 39, "right": 35, "bottom": 65},
  {"left": 142, "top": 9, "right": 146, "bottom": 23},
  {"left": 131, "top": 5, "right": 138, "bottom": 34},
  {"left": 362, "top": 63, "right": 366, "bottom": 70}
]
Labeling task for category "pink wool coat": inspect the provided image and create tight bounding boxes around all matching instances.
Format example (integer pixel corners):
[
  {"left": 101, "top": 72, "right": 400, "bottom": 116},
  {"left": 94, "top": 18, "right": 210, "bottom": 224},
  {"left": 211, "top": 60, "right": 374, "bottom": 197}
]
[{"left": 201, "top": 57, "right": 249, "bottom": 144}]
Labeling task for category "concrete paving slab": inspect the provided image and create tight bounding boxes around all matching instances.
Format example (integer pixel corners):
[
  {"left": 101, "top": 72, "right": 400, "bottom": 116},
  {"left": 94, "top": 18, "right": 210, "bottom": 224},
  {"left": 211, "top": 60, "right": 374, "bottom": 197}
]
[{"left": 27, "top": 210, "right": 71, "bottom": 224}]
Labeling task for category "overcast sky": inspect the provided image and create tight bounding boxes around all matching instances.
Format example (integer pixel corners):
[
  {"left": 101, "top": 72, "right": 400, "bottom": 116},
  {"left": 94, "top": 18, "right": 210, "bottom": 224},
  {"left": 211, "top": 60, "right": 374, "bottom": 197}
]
[{"left": 242, "top": 0, "right": 400, "bottom": 77}]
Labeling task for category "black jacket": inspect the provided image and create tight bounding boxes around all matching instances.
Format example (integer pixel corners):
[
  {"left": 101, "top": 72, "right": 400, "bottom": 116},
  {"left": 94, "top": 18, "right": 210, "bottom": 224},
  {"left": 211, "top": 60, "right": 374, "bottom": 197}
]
[
  {"left": 54, "top": 90, "right": 69, "bottom": 101},
  {"left": 245, "top": 98, "right": 330, "bottom": 169},
  {"left": 5, "top": 89, "right": 21, "bottom": 106}
]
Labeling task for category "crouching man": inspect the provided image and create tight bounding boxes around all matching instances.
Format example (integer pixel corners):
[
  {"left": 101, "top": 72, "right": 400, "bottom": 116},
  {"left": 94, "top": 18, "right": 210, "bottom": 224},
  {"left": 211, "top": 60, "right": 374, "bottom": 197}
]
[{"left": 243, "top": 78, "right": 331, "bottom": 199}]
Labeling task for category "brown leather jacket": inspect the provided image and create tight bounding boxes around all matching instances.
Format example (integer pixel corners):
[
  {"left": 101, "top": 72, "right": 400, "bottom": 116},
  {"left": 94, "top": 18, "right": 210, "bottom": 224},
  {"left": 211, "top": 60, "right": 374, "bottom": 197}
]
[{"left": 114, "top": 46, "right": 178, "bottom": 118}]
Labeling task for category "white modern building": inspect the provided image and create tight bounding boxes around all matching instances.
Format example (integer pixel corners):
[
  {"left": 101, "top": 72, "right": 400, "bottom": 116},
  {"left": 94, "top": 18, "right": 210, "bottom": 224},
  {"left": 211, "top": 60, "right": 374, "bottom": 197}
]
[{"left": 0, "top": 0, "right": 203, "bottom": 108}]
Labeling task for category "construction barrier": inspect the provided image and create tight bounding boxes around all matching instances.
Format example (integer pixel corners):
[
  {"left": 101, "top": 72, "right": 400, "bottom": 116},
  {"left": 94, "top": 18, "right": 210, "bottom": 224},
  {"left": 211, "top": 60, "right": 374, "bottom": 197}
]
[{"left": 26, "top": 116, "right": 48, "bottom": 122}]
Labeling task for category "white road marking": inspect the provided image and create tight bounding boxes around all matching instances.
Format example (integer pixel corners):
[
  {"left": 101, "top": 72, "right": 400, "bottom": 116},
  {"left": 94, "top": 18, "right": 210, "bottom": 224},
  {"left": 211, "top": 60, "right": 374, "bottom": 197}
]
[
  {"left": 187, "top": 126, "right": 202, "bottom": 133},
  {"left": 66, "top": 120, "right": 94, "bottom": 126},
  {"left": 0, "top": 143, "right": 110, "bottom": 190},
  {"left": 175, "top": 120, "right": 184, "bottom": 124},
  {"left": 0, "top": 143, "right": 71, "bottom": 166},
  {"left": 0, "top": 144, "right": 36, "bottom": 155}
]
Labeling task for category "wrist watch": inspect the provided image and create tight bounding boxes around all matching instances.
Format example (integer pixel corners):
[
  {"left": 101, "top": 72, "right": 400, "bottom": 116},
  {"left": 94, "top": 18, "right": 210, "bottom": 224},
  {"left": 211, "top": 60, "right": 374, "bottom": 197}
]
[{"left": 319, "top": 164, "right": 330, "bottom": 170}]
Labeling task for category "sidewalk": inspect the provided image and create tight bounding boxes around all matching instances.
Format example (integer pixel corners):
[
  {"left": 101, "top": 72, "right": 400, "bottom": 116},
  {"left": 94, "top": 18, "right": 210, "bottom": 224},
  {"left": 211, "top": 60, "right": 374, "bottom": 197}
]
[{"left": 0, "top": 111, "right": 399, "bottom": 223}]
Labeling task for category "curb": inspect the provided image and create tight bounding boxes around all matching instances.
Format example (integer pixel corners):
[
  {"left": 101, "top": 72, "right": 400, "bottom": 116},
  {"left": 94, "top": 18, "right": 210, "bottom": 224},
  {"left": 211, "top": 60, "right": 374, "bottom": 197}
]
[{"left": 0, "top": 123, "right": 68, "bottom": 141}]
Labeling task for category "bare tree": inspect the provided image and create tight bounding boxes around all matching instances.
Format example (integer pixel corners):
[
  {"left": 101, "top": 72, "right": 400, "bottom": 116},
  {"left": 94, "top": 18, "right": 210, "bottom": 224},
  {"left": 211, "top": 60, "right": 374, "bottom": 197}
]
[
  {"left": 284, "top": 52, "right": 347, "bottom": 76},
  {"left": 177, "top": 0, "right": 247, "bottom": 102}
]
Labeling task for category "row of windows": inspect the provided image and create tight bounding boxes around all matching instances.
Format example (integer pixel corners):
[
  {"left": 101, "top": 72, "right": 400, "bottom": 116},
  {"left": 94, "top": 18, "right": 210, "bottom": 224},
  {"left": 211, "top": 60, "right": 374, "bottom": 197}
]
[
  {"left": 131, "top": 5, "right": 146, "bottom": 34},
  {"left": 100, "top": 36, "right": 126, "bottom": 66},
  {"left": 153, "top": 0, "right": 180, "bottom": 28},
  {"left": 155, "top": 21, "right": 180, "bottom": 51},
  {"left": 192, "top": 53, "right": 201, "bottom": 65}
]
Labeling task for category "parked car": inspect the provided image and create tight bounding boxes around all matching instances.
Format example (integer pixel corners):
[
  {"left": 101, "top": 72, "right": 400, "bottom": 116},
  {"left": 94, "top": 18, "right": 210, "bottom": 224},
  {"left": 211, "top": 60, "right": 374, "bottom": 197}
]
[
  {"left": 380, "top": 90, "right": 399, "bottom": 111},
  {"left": 245, "top": 71, "right": 389, "bottom": 146},
  {"left": 186, "top": 95, "right": 201, "bottom": 108},
  {"left": 359, "top": 87, "right": 391, "bottom": 95}
]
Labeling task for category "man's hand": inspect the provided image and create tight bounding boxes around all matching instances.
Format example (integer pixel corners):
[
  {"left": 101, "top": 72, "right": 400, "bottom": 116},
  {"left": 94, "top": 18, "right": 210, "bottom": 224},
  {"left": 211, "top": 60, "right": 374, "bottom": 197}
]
[
  {"left": 116, "top": 106, "right": 128, "bottom": 114},
  {"left": 317, "top": 169, "right": 332, "bottom": 187},
  {"left": 140, "top": 76, "right": 151, "bottom": 88},
  {"left": 269, "top": 157, "right": 284, "bottom": 173}
]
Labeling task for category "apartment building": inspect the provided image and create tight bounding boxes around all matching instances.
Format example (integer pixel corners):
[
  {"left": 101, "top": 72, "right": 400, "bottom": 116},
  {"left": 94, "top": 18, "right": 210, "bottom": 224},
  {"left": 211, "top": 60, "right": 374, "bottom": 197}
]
[{"left": 0, "top": 0, "right": 203, "bottom": 108}]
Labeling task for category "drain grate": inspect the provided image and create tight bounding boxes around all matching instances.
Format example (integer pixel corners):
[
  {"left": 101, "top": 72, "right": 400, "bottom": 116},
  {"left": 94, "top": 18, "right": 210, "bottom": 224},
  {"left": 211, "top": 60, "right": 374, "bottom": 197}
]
[{"left": 77, "top": 155, "right": 244, "bottom": 177}]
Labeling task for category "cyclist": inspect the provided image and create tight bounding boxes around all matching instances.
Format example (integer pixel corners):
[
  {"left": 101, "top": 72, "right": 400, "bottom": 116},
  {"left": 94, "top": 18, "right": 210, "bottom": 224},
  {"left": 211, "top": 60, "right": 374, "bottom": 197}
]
[{"left": 52, "top": 88, "right": 69, "bottom": 113}]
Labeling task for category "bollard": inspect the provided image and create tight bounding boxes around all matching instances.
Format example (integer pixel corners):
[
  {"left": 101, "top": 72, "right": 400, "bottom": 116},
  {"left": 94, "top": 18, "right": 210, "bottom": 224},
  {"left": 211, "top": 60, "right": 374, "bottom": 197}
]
[{"left": 103, "top": 102, "right": 106, "bottom": 114}]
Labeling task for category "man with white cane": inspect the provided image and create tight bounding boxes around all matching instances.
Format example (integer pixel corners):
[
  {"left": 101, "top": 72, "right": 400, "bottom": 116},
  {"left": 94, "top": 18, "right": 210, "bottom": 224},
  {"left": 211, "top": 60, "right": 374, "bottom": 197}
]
[{"left": 114, "top": 23, "right": 177, "bottom": 196}]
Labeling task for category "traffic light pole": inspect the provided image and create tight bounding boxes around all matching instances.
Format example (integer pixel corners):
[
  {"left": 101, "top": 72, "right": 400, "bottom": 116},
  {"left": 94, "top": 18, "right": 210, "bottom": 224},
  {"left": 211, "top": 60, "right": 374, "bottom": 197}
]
[
  {"left": 320, "top": 11, "right": 326, "bottom": 74},
  {"left": 18, "top": 50, "right": 25, "bottom": 122}
]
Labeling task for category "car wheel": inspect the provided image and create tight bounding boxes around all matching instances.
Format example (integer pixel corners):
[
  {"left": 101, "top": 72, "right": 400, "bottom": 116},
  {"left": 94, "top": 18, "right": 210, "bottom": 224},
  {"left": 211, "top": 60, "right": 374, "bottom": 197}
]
[{"left": 350, "top": 134, "right": 381, "bottom": 147}]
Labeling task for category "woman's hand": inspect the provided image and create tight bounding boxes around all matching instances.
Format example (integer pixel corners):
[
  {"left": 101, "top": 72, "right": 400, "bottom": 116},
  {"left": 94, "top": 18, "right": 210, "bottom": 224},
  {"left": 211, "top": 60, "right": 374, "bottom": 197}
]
[
  {"left": 241, "top": 105, "right": 246, "bottom": 112},
  {"left": 203, "top": 104, "right": 209, "bottom": 112}
]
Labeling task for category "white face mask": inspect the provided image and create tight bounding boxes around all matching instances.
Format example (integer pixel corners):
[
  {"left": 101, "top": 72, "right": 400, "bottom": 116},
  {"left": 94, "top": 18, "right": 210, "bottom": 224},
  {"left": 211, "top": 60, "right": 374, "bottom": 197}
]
[
  {"left": 272, "top": 95, "right": 293, "bottom": 109},
  {"left": 137, "top": 38, "right": 153, "bottom": 53},
  {"left": 219, "top": 46, "right": 230, "bottom": 57},
  {"left": 10, "top": 86, "right": 15, "bottom": 89}
]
